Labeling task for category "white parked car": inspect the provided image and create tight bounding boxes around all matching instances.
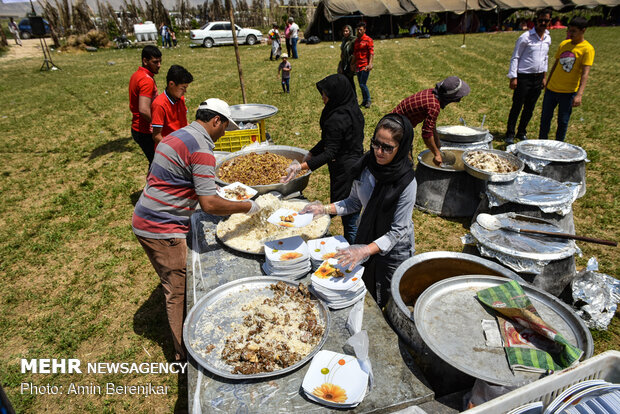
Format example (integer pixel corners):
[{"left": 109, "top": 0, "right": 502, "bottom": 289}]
[{"left": 190, "top": 21, "right": 262, "bottom": 48}]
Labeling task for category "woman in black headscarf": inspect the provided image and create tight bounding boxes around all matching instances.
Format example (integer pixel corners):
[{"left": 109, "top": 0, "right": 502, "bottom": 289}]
[
  {"left": 281, "top": 73, "right": 364, "bottom": 243},
  {"left": 337, "top": 25, "right": 356, "bottom": 93},
  {"left": 302, "top": 113, "right": 417, "bottom": 307}
]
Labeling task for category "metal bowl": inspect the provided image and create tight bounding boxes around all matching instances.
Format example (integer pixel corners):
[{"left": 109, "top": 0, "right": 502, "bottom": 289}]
[
  {"left": 436, "top": 125, "right": 489, "bottom": 143},
  {"left": 462, "top": 149, "right": 524, "bottom": 182},
  {"left": 215, "top": 145, "right": 311, "bottom": 196},
  {"left": 417, "top": 148, "right": 466, "bottom": 172},
  {"left": 229, "top": 103, "right": 279, "bottom": 122}
]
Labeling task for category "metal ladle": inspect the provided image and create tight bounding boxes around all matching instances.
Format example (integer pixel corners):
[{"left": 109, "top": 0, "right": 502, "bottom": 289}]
[
  {"left": 476, "top": 214, "right": 618, "bottom": 247},
  {"left": 440, "top": 150, "right": 456, "bottom": 167}
]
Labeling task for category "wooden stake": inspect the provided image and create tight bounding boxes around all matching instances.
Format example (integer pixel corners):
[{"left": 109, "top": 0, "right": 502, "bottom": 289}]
[{"left": 226, "top": 0, "right": 247, "bottom": 104}]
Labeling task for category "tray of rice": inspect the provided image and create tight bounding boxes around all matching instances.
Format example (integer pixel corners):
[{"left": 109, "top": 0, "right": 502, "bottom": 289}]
[
  {"left": 216, "top": 194, "right": 331, "bottom": 255},
  {"left": 462, "top": 149, "right": 523, "bottom": 182},
  {"left": 215, "top": 145, "right": 311, "bottom": 196},
  {"left": 436, "top": 125, "right": 489, "bottom": 143},
  {"left": 183, "top": 277, "right": 330, "bottom": 380}
]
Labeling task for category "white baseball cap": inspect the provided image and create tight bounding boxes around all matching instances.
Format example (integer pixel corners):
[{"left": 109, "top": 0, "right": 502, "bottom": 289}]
[{"left": 197, "top": 98, "right": 239, "bottom": 130}]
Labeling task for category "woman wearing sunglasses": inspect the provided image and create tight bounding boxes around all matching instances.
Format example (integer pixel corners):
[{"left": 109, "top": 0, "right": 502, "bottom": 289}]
[
  {"left": 281, "top": 74, "right": 365, "bottom": 243},
  {"left": 302, "top": 113, "right": 416, "bottom": 307}
]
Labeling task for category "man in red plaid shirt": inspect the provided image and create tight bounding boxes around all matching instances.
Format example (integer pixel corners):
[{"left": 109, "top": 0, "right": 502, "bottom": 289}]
[{"left": 392, "top": 76, "right": 470, "bottom": 166}]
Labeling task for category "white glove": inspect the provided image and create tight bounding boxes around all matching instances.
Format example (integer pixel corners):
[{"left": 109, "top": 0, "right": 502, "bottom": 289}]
[
  {"left": 335, "top": 244, "right": 372, "bottom": 270},
  {"left": 280, "top": 160, "right": 302, "bottom": 183},
  {"left": 300, "top": 201, "right": 327, "bottom": 217},
  {"left": 246, "top": 200, "right": 261, "bottom": 215}
]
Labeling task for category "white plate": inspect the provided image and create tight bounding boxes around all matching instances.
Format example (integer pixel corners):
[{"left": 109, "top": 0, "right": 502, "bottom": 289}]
[
  {"left": 216, "top": 182, "right": 257, "bottom": 201},
  {"left": 544, "top": 380, "right": 609, "bottom": 414},
  {"left": 312, "top": 259, "right": 364, "bottom": 291},
  {"left": 554, "top": 384, "right": 620, "bottom": 413},
  {"left": 308, "top": 236, "right": 350, "bottom": 261},
  {"left": 261, "top": 262, "right": 310, "bottom": 279},
  {"left": 311, "top": 278, "right": 365, "bottom": 298},
  {"left": 310, "top": 286, "right": 367, "bottom": 310},
  {"left": 267, "top": 208, "right": 313, "bottom": 228},
  {"left": 301, "top": 350, "right": 369, "bottom": 407},
  {"left": 262, "top": 261, "right": 311, "bottom": 276},
  {"left": 264, "top": 236, "right": 309, "bottom": 264}
]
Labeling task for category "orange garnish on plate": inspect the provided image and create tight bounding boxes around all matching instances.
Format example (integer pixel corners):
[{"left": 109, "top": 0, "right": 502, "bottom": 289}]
[{"left": 281, "top": 252, "right": 303, "bottom": 261}]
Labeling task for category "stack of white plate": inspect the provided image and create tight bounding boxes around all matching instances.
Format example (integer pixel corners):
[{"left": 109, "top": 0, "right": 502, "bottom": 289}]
[
  {"left": 262, "top": 236, "right": 311, "bottom": 279},
  {"left": 302, "top": 349, "right": 369, "bottom": 408},
  {"left": 310, "top": 259, "right": 366, "bottom": 309},
  {"left": 307, "top": 236, "right": 349, "bottom": 271}
]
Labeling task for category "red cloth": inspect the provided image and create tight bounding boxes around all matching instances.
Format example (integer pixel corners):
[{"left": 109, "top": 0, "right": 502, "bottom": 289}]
[
  {"left": 129, "top": 66, "right": 157, "bottom": 134},
  {"left": 151, "top": 90, "right": 188, "bottom": 147},
  {"left": 391, "top": 89, "right": 441, "bottom": 140},
  {"left": 353, "top": 34, "right": 374, "bottom": 71}
]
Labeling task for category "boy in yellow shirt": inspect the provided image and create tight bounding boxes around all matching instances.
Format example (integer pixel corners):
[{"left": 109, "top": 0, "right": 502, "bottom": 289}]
[{"left": 538, "top": 17, "right": 594, "bottom": 141}]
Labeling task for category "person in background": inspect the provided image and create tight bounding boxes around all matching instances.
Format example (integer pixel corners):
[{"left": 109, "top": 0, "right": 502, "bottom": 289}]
[
  {"left": 281, "top": 74, "right": 365, "bottom": 243},
  {"left": 288, "top": 17, "right": 299, "bottom": 59},
  {"left": 505, "top": 9, "right": 552, "bottom": 144},
  {"left": 337, "top": 25, "right": 357, "bottom": 93},
  {"left": 392, "top": 76, "right": 470, "bottom": 166},
  {"left": 301, "top": 113, "right": 417, "bottom": 308},
  {"left": 278, "top": 53, "right": 291, "bottom": 93},
  {"left": 133, "top": 99, "right": 261, "bottom": 361},
  {"left": 351, "top": 21, "right": 374, "bottom": 108},
  {"left": 8, "top": 17, "right": 22, "bottom": 46},
  {"left": 151, "top": 65, "right": 194, "bottom": 148},
  {"left": 539, "top": 17, "right": 594, "bottom": 141},
  {"left": 170, "top": 30, "right": 178, "bottom": 47},
  {"left": 268, "top": 23, "right": 281, "bottom": 61},
  {"left": 284, "top": 20, "right": 292, "bottom": 57},
  {"left": 129, "top": 45, "right": 162, "bottom": 166}
]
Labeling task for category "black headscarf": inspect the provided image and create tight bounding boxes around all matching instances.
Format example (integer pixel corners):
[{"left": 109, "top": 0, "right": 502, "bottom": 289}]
[
  {"left": 316, "top": 74, "right": 364, "bottom": 143},
  {"left": 353, "top": 113, "right": 416, "bottom": 246}
]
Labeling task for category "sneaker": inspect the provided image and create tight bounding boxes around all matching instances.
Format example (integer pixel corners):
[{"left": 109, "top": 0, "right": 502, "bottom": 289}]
[
  {"left": 516, "top": 133, "right": 527, "bottom": 141},
  {"left": 363, "top": 102, "right": 371, "bottom": 108},
  {"left": 505, "top": 133, "right": 515, "bottom": 145}
]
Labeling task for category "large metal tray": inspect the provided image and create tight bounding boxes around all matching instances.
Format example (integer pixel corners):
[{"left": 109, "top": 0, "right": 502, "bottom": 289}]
[
  {"left": 183, "top": 276, "right": 331, "bottom": 380},
  {"left": 413, "top": 275, "right": 593, "bottom": 386},
  {"left": 215, "top": 145, "right": 311, "bottom": 196},
  {"left": 463, "top": 149, "right": 524, "bottom": 182},
  {"left": 436, "top": 125, "right": 489, "bottom": 143},
  {"left": 229, "top": 104, "right": 279, "bottom": 122}
]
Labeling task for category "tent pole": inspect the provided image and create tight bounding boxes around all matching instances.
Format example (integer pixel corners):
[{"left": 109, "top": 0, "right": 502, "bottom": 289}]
[{"left": 226, "top": 0, "right": 247, "bottom": 104}]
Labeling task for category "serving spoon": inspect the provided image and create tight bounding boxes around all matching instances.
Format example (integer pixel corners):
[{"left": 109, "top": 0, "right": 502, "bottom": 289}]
[
  {"left": 476, "top": 214, "right": 617, "bottom": 247},
  {"left": 439, "top": 150, "right": 457, "bottom": 167}
]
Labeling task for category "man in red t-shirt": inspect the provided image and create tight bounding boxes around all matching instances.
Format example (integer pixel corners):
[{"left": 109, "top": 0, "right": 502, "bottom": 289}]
[
  {"left": 129, "top": 46, "right": 162, "bottom": 165},
  {"left": 151, "top": 65, "right": 194, "bottom": 148},
  {"left": 351, "top": 21, "right": 374, "bottom": 108}
]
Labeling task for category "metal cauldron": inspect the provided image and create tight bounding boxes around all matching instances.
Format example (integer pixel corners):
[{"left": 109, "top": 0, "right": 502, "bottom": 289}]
[
  {"left": 385, "top": 251, "right": 523, "bottom": 396},
  {"left": 415, "top": 148, "right": 485, "bottom": 217},
  {"left": 215, "top": 145, "right": 311, "bottom": 197},
  {"left": 436, "top": 125, "right": 489, "bottom": 143}
]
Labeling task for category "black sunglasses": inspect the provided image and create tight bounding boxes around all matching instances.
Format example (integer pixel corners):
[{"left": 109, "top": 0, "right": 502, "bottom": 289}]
[{"left": 370, "top": 138, "right": 397, "bottom": 154}]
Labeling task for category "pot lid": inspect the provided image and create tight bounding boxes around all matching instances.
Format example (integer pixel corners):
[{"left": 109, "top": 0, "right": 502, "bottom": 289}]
[
  {"left": 228, "top": 104, "right": 278, "bottom": 121},
  {"left": 487, "top": 173, "right": 574, "bottom": 207},
  {"left": 515, "top": 140, "right": 587, "bottom": 163},
  {"left": 470, "top": 213, "right": 577, "bottom": 260},
  {"left": 413, "top": 275, "right": 592, "bottom": 386}
]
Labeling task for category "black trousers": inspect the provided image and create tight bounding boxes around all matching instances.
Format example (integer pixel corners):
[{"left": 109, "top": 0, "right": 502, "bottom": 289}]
[
  {"left": 131, "top": 128, "right": 155, "bottom": 165},
  {"left": 506, "top": 72, "right": 544, "bottom": 137}
]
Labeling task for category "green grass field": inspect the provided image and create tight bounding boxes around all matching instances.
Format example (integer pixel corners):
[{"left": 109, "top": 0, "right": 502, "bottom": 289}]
[{"left": 0, "top": 27, "right": 618, "bottom": 413}]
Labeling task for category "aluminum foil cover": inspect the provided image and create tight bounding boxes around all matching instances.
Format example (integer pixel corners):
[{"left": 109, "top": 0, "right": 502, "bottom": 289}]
[
  {"left": 486, "top": 173, "right": 579, "bottom": 215},
  {"left": 572, "top": 257, "right": 620, "bottom": 330},
  {"left": 440, "top": 132, "right": 494, "bottom": 150},
  {"left": 515, "top": 140, "right": 587, "bottom": 162},
  {"left": 468, "top": 214, "right": 577, "bottom": 274}
]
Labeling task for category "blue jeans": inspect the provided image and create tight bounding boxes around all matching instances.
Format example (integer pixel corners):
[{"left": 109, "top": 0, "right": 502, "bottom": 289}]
[
  {"left": 281, "top": 78, "right": 290, "bottom": 92},
  {"left": 357, "top": 70, "right": 371, "bottom": 105},
  {"left": 538, "top": 90, "right": 576, "bottom": 141},
  {"left": 341, "top": 212, "right": 360, "bottom": 245},
  {"left": 291, "top": 37, "right": 298, "bottom": 58}
]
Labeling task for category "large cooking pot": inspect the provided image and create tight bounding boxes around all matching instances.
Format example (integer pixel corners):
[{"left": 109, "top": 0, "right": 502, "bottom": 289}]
[
  {"left": 215, "top": 145, "right": 311, "bottom": 197},
  {"left": 436, "top": 125, "right": 489, "bottom": 143},
  {"left": 386, "top": 251, "right": 524, "bottom": 396}
]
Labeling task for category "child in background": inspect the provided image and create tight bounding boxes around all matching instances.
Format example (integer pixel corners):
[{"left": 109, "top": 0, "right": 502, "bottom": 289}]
[{"left": 278, "top": 53, "right": 291, "bottom": 93}]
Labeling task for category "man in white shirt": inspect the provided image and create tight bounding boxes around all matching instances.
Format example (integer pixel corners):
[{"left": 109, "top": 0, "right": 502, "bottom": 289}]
[
  {"left": 505, "top": 9, "right": 552, "bottom": 144},
  {"left": 288, "top": 17, "right": 300, "bottom": 59}
]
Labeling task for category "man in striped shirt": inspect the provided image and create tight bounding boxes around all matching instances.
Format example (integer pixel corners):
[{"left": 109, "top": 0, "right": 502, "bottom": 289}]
[
  {"left": 392, "top": 76, "right": 470, "bottom": 166},
  {"left": 132, "top": 98, "right": 261, "bottom": 361}
]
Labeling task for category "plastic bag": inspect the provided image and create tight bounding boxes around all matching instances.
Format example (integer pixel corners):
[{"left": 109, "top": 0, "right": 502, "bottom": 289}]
[{"left": 346, "top": 331, "right": 374, "bottom": 390}]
